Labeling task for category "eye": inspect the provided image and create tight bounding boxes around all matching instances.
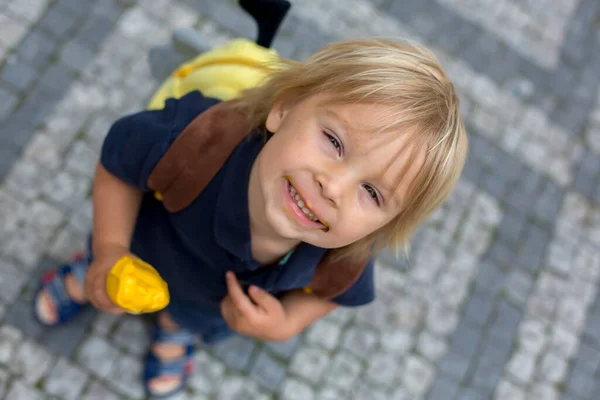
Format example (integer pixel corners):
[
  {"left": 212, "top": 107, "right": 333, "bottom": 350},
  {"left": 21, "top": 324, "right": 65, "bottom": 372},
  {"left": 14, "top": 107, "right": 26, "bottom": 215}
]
[
  {"left": 363, "top": 184, "right": 381, "bottom": 206},
  {"left": 323, "top": 131, "right": 342, "bottom": 156}
]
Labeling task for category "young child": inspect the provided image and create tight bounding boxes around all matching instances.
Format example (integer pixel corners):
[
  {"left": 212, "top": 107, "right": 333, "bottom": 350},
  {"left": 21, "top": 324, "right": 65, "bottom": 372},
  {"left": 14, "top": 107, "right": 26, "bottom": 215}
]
[{"left": 34, "top": 38, "right": 468, "bottom": 397}]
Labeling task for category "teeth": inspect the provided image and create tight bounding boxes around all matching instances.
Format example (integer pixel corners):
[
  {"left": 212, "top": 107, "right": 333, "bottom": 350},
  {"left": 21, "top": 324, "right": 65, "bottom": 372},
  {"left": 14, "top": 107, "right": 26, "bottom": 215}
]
[{"left": 289, "top": 181, "right": 321, "bottom": 223}]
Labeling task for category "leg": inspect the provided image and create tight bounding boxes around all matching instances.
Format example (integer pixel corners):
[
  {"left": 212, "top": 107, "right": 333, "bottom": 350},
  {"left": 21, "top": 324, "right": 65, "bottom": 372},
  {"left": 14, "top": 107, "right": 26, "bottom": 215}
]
[
  {"left": 143, "top": 310, "right": 196, "bottom": 398},
  {"left": 146, "top": 311, "right": 189, "bottom": 395}
]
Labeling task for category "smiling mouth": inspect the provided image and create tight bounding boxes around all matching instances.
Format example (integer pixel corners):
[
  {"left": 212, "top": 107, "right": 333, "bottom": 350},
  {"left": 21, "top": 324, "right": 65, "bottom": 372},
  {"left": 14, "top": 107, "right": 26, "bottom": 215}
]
[{"left": 285, "top": 178, "right": 329, "bottom": 231}]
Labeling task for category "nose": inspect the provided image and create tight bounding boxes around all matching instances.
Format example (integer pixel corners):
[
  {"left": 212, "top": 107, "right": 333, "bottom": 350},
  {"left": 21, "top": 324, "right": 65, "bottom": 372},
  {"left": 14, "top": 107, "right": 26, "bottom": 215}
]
[{"left": 315, "top": 171, "right": 345, "bottom": 207}]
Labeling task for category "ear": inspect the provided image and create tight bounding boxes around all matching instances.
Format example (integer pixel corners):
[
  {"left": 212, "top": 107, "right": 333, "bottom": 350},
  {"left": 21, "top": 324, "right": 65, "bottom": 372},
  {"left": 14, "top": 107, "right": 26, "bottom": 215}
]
[{"left": 265, "top": 101, "right": 288, "bottom": 133}]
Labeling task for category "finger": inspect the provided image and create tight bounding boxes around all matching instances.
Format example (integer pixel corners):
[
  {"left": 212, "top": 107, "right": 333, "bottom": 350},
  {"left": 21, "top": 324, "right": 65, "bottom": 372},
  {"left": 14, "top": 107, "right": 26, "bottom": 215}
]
[
  {"left": 247, "top": 285, "right": 278, "bottom": 313},
  {"left": 220, "top": 298, "right": 237, "bottom": 327},
  {"left": 225, "top": 272, "right": 255, "bottom": 315}
]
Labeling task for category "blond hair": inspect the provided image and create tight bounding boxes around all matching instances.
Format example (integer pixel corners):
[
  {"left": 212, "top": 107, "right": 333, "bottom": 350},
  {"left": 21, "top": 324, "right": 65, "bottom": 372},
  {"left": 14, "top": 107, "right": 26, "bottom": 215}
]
[{"left": 235, "top": 38, "right": 468, "bottom": 262}]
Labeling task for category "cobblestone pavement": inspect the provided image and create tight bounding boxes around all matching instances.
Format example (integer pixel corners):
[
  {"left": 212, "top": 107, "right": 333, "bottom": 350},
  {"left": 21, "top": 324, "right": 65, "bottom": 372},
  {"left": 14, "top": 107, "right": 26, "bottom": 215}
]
[{"left": 0, "top": 0, "right": 599, "bottom": 399}]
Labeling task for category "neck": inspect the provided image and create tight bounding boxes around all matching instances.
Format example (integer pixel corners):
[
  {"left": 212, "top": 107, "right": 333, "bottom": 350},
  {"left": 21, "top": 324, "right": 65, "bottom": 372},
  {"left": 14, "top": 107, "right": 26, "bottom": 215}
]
[{"left": 248, "top": 158, "right": 300, "bottom": 265}]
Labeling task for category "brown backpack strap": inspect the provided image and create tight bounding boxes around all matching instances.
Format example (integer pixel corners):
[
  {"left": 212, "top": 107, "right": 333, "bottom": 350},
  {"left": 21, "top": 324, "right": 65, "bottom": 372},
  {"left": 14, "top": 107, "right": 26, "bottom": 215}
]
[
  {"left": 147, "top": 101, "right": 250, "bottom": 212},
  {"left": 146, "top": 100, "right": 369, "bottom": 300},
  {"left": 306, "top": 249, "right": 369, "bottom": 300}
]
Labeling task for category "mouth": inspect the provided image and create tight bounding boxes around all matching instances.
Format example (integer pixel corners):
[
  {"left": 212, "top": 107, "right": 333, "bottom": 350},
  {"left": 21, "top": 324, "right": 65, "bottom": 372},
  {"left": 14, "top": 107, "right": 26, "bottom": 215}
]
[{"left": 284, "top": 178, "right": 328, "bottom": 231}]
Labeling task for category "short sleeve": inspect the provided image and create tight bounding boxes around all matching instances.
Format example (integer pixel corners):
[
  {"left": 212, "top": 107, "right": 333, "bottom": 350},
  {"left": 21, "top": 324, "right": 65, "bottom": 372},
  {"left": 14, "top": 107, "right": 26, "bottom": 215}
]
[
  {"left": 330, "top": 258, "right": 376, "bottom": 307},
  {"left": 100, "top": 91, "right": 220, "bottom": 190}
]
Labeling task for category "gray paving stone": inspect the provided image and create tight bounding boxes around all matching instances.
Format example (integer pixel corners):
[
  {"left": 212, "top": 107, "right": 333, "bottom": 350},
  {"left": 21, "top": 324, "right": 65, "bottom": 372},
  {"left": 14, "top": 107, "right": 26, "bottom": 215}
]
[
  {"left": 216, "top": 375, "right": 267, "bottom": 400},
  {"left": 76, "top": 336, "right": 120, "bottom": 379},
  {"left": 0, "top": 146, "right": 19, "bottom": 180},
  {"left": 249, "top": 351, "right": 286, "bottom": 391},
  {"left": 0, "top": 367, "right": 8, "bottom": 398},
  {"left": 44, "top": 357, "right": 89, "bottom": 400},
  {"left": 534, "top": 180, "right": 565, "bottom": 223},
  {"left": 463, "top": 293, "right": 494, "bottom": 328},
  {"left": 505, "top": 269, "right": 534, "bottom": 304},
  {"left": 213, "top": 335, "right": 256, "bottom": 371},
  {"left": 539, "top": 352, "right": 568, "bottom": 383},
  {"left": 0, "top": 13, "right": 30, "bottom": 48},
  {"left": 449, "top": 321, "right": 483, "bottom": 359},
  {"left": 437, "top": 350, "right": 471, "bottom": 382},
  {"left": 365, "top": 352, "right": 402, "bottom": 387},
  {"left": 108, "top": 354, "right": 144, "bottom": 399},
  {"left": 417, "top": 330, "right": 448, "bottom": 362},
  {"left": 427, "top": 375, "right": 459, "bottom": 400},
  {"left": 573, "top": 341, "right": 600, "bottom": 373},
  {"left": 91, "top": 0, "right": 123, "bottom": 21},
  {"left": 470, "top": 357, "right": 503, "bottom": 395},
  {"left": 380, "top": 328, "right": 413, "bottom": 354},
  {"left": 0, "top": 258, "right": 28, "bottom": 303},
  {"left": 10, "top": 338, "right": 54, "bottom": 384},
  {"left": 565, "top": 365, "right": 595, "bottom": 398},
  {"left": 38, "top": 3, "right": 79, "bottom": 38},
  {"left": 403, "top": 355, "right": 435, "bottom": 395},
  {"left": 341, "top": 326, "right": 378, "bottom": 358},
  {"left": 506, "top": 350, "right": 536, "bottom": 385},
  {"left": 280, "top": 378, "right": 315, "bottom": 400},
  {"left": 0, "top": 85, "right": 18, "bottom": 121},
  {"left": 6, "top": 0, "right": 49, "bottom": 22},
  {"left": 326, "top": 351, "right": 362, "bottom": 389},
  {"left": 111, "top": 315, "right": 149, "bottom": 356},
  {"left": 188, "top": 350, "right": 226, "bottom": 395},
  {"left": 458, "top": 387, "right": 487, "bottom": 400},
  {"left": 17, "top": 29, "right": 58, "bottom": 67},
  {"left": 60, "top": 39, "right": 96, "bottom": 73},
  {"left": 39, "top": 64, "right": 75, "bottom": 94},
  {"left": 4, "top": 379, "right": 44, "bottom": 400},
  {"left": 488, "top": 239, "right": 517, "bottom": 268},
  {"left": 351, "top": 382, "right": 387, "bottom": 400},
  {"left": 81, "top": 380, "right": 122, "bottom": 400},
  {"left": 305, "top": 318, "right": 342, "bottom": 351},
  {"left": 76, "top": 15, "right": 113, "bottom": 50},
  {"left": 0, "top": 325, "right": 22, "bottom": 364},
  {"left": 289, "top": 346, "right": 330, "bottom": 384},
  {"left": 38, "top": 306, "right": 96, "bottom": 358},
  {"left": 474, "top": 260, "right": 505, "bottom": 296},
  {"left": 264, "top": 335, "right": 300, "bottom": 359},
  {"left": 0, "top": 59, "right": 37, "bottom": 91},
  {"left": 426, "top": 302, "right": 460, "bottom": 337},
  {"left": 4, "top": 299, "right": 44, "bottom": 340},
  {"left": 55, "top": 0, "right": 95, "bottom": 16}
]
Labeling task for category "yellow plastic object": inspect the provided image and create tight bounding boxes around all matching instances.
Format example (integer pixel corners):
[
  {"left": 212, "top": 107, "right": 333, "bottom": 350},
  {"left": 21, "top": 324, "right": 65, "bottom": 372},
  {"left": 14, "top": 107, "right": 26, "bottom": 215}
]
[
  {"left": 147, "top": 38, "right": 279, "bottom": 109},
  {"left": 106, "top": 255, "right": 170, "bottom": 314}
]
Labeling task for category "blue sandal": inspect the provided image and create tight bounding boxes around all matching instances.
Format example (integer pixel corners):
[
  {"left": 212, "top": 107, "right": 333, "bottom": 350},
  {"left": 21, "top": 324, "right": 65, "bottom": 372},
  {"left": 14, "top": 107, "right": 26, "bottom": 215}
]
[
  {"left": 33, "top": 253, "right": 90, "bottom": 326},
  {"left": 143, "top": 326, "right": 196, "bottom": 399}
]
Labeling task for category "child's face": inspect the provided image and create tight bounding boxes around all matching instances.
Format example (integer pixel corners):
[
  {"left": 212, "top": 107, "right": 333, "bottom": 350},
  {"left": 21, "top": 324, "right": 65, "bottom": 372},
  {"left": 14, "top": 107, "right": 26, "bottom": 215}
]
[{"left": 252, "top": 93, "right": 424, "bottom": 249}]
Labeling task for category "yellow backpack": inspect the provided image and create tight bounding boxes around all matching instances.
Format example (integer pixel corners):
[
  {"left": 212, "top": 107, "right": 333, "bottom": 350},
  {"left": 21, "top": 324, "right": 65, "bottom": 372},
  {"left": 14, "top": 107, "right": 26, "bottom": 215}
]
[{"left": 147, "top": 38, "right": 280, "bottom": 110}]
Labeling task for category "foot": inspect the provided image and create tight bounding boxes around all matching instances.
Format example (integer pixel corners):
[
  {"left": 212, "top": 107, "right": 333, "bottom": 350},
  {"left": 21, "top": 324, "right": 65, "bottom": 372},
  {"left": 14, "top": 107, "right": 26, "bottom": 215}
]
[
  {"left": 146, "top": 312, "right": 192, "bottom": 396},
  {"left": 34, "top": 254, "right": 90, "bottom": 326},
  {"left": 36, "top": 273, "right": 87, "bottom": 324}
]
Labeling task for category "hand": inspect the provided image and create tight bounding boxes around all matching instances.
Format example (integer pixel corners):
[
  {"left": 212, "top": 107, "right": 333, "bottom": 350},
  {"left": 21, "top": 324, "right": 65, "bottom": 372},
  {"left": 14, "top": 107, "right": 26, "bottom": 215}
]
[
  {"left": 220, "top": 271, "right": 290, "bottom": 341},
  {"left": 84, "top": 243, "right": 130, "bottom": 314}
]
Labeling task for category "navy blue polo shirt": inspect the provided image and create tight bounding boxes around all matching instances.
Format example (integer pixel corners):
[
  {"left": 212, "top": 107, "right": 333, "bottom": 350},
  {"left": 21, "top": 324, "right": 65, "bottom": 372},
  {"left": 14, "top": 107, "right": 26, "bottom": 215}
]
[{"left": 100, "top": 91, "right": 375, "bottom": 319}]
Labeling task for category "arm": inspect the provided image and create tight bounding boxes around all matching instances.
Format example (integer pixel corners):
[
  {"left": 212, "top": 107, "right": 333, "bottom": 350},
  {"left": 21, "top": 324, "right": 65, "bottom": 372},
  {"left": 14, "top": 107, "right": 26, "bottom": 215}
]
[
  {"left": 84, "top": 162, "right": 144, "bottom": 313},
  {"left": 92, "top": 162, "right": 143, "bottom": 252},
  {"left": 279, "top": 289, "right": 338, "bottom": 338}
]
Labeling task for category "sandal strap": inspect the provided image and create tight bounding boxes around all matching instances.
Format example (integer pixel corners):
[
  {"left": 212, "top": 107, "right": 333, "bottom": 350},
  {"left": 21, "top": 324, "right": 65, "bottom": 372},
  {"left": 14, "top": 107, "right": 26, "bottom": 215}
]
[
  {"left": 152, "top": 327, "right": 196, "bottom": 347},
  {"left": 45, "top": 268, "right": 83, "bottom": 323},
  {"left": 144, "top": 351, "right": 193, "bottom": 378},
  {"left": 69, "top": 258, "right": 89, "bottom": 288}
]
